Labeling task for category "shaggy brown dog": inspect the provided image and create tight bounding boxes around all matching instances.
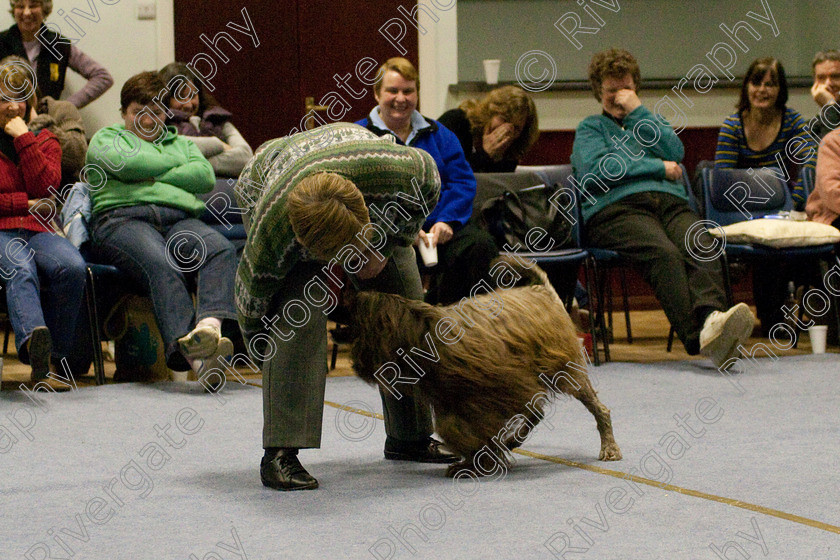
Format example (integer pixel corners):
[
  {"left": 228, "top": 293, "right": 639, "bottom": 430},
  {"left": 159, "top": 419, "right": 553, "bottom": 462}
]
[{"left": 347, "top": 256, "right": 621, "bottom": 477}]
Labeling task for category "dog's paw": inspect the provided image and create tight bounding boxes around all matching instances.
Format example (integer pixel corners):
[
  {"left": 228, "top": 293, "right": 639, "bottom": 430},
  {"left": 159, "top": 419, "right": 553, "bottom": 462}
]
[{"left": 599, "top": 442, "right": 622, "bottom": 461}]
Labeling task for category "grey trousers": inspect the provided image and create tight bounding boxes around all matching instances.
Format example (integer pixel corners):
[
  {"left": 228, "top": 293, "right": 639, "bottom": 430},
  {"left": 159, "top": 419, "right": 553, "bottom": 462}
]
[{"left": 261, "top": 244, "right": 433, "bottom": 448}]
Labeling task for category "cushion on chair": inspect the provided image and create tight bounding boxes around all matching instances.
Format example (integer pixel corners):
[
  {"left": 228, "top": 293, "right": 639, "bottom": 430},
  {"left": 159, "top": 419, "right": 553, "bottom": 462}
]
[{"left": 708, "top": 218, "right": 840, "bottom": 248}]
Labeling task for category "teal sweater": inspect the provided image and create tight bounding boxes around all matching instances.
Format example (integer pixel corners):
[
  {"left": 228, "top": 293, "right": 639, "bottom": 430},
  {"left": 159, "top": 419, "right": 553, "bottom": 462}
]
[
  {"left": 571, "top": 106, "right": 686, "bottom": 222},
  {"left": 86, "top": 124, "right": 215, "bottom": 216}
]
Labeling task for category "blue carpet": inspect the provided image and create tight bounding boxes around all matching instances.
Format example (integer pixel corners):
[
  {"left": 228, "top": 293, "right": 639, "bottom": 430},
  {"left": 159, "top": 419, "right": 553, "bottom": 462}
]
[{"left": 0, "top": 355, "right": 837, "bottom": 559}]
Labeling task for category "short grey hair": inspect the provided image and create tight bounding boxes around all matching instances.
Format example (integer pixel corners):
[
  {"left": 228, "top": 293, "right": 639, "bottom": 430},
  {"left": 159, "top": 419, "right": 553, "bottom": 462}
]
[{"left": 9, "top": 1, "right": 53, "bottom": 18}]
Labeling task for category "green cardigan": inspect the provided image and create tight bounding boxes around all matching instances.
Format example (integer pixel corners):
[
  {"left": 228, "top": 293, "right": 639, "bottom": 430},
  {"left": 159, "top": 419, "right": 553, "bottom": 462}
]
[
  {"left": 571, "top": 106, "right": 686, "bottom": 222},
  {"left": 234, "top": 123, "right": 441, "bottom": 340},
  {"left": 86, "top": 124, "right": 215, "bottom": 216}
]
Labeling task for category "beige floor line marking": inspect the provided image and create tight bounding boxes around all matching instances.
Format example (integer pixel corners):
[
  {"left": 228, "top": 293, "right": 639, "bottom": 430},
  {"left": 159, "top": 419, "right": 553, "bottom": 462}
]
[
  {"left": 243, "top": 388, "right": 838, "bottom": 534},
  {"left": 514, "top": 448, "right": 840, "bottom": 535}
]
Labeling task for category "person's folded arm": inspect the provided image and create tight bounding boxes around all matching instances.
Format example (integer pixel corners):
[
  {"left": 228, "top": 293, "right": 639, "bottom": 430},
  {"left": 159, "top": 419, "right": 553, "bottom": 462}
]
[
  {"left": 623, "top": 106, "right": 685, "bottom": 162},
  {"left": 207, "top": 122, "right": 254, "bottom": 176},
  {"left": 187, "top": 135, "right": 226, "bottom": 158},
  {"left": 572, "top": 118, "right": 667, "bottom": 187},
  {"left": 155, "top": 141, "right": 215, "bottom": 194},
  {"left": 0, "top": 192, "right": 30, "bottom": 217},
  {"left": 16, "top": 131, "right": 62, "bottom": 199},
  {"left": 86, "top": 129, "right": 176, "bottom": 181}
]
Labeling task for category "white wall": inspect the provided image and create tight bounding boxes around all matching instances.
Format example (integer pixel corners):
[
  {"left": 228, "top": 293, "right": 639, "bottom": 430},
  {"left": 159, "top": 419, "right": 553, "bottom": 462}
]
[
  {"left": 1, "top": 0, "right": 174, "bottom": 135},
  {"left": 418, "top": 2, "right": 821, "bottom": 130},
  {"left": 3, "top": 2, "right": 821, "bottom": 136}
]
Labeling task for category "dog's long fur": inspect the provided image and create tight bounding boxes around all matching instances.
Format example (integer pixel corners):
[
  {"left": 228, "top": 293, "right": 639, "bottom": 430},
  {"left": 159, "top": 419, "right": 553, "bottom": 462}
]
[{"left": 348, "top": 256, "right": 621, "bottom": 475}]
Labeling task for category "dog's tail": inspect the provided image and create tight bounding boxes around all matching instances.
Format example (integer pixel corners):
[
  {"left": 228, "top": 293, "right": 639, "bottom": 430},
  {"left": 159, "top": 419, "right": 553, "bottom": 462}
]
[{"left": 491, "top": 254, "right": 563, "bottom": 306}]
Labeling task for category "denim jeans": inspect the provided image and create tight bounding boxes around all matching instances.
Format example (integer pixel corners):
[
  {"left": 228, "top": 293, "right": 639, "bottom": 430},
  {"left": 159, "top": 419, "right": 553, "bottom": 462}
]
[
  {"left": 0, "top": 229, "right": 86, "bottom": 363},
  {"left": 91, "top": 205, "right": 237, "bottom": 371}
]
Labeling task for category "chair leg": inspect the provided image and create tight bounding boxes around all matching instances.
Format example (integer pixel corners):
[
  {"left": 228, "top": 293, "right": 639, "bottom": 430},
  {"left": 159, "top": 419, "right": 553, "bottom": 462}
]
[
  {"left": 720, "top": 253, "right": 734, "bottom": 308},
  {"left": 330, "top": 342, "right": 339, "bottom": 370},
  {"left": 583, "top": 259, "right": 599, "bottom": 366},
  {"left": 85, "top": 268, "right": 106, "bottom": 386},
  {"left": 606, "top": 268, "right": 614, "bottom": 339},
  {"left": 2, "top": 320, "right": 9, "bottom": 355},
  {"left": 667, "top": 326, "right": 675, "bottom": 352},
  {"left": 619, "top": 266, "right": 632, "bottom": 343},
  {"left": 589, "top": 258, "right": 610, "bottom": 363}
]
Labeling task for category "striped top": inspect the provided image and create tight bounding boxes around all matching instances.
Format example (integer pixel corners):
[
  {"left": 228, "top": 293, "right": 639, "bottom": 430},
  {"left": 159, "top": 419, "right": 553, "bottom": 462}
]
[
  {"left": 234, "top": 123, "right": 440, "bottom": 340},
  {"left": 714, "top": 107, "right": 816, "bottom": 208}
]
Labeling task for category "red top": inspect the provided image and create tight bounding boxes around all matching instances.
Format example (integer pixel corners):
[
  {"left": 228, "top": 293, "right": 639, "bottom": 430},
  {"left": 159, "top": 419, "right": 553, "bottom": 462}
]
[{"left": 0, "top": 129, "right": 62, "bottom": 233}]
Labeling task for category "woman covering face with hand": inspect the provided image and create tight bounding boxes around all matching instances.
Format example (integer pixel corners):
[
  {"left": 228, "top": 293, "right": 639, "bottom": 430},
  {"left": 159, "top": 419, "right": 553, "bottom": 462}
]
[
  {"left": 438, "top": 85, "right": 539, "bottom": 173},
  {"left": 0, "top": 61, "right": 86, "bottom": 382}
]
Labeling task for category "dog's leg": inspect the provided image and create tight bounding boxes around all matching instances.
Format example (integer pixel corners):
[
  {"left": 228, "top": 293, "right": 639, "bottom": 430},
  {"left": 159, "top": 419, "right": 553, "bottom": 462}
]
[
  {"left": 578, "top": 381, "right": 622, "bottom": 461},
  {"left": 556, "top": 371, "right": 622, "bottom": 461}
]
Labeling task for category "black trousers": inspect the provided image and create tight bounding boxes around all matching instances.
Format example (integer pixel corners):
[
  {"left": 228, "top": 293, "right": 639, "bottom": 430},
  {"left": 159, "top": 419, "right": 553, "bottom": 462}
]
[
  {"left": 584, "top": 192, "right": 728, "bottom": 354},
  {"left": 422, "top": 223, "right": 499, "bottom": 306}
]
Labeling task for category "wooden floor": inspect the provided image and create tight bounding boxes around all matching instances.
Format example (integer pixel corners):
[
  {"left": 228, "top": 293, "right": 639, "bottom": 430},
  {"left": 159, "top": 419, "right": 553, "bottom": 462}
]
[{"left": 0, "top": 307, "right": 832, "bottom": 390}]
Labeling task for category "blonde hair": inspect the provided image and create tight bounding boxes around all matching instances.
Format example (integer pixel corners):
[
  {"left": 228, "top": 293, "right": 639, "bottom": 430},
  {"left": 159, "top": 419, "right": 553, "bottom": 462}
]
[
  {"left": 372, "top": 57, "right": 419, "bottom": 96},
  {"left": 460, "top": 86, "right": 539, "bottom": 160},
  {"left": 287, "top": 172, "right": 371, "bottom": 260}
]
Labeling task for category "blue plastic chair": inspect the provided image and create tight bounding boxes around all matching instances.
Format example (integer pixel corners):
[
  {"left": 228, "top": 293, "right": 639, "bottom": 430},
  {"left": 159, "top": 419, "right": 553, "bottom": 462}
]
[
  {"left": 701, "top": 166, "right": 840, "bottom": 342},
  {"left": 512, "top": 165, "right": 608, "bottom": 364}
]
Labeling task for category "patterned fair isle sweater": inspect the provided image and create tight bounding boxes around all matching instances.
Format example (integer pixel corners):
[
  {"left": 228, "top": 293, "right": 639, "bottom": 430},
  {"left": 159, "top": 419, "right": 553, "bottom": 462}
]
[
  {"left": 234, "top": 123, "right": 441, "bottom": 341},
  {"left": 714, "top": 107, "right": 816, "bottom": 209}
]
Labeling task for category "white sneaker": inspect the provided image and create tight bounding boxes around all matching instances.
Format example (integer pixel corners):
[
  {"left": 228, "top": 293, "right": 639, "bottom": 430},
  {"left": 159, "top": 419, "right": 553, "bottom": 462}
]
[
  {"left": 699, "top": 303, "right": 755, "bottom": 368},
  {"left": 178, "top": 324, "right": 221, "bottom": 360},
  {"left": 195, "top": 337, "right": 234, "bottom": 393}
]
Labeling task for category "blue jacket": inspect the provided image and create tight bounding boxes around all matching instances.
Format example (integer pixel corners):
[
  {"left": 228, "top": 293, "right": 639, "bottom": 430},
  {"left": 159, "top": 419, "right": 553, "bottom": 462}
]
[{"left": 357, "top": 111, "right": 477, "bottom": 229}]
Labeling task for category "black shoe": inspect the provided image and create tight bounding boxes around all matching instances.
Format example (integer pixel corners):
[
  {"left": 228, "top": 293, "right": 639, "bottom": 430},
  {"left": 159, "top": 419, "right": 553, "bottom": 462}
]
[
  {"left": 384, "top": 437, "right": 459, "bottom": 464},
  {"left": 260, "top": 450, "right": 319, "bottom": 491},
  {"left": 27, "top": 327, "right": 52, "bottom": 383}
]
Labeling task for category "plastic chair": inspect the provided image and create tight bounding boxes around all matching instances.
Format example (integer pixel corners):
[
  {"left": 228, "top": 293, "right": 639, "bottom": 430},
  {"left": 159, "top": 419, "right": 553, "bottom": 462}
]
[{"left": 701, "top": 166, "right": 840, "bottom": 342}]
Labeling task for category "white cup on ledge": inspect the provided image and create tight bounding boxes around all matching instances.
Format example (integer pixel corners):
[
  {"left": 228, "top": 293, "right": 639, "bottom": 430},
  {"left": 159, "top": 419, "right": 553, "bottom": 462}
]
[{"left": 483, "top": 59, "right": 501, "bottom": 85}]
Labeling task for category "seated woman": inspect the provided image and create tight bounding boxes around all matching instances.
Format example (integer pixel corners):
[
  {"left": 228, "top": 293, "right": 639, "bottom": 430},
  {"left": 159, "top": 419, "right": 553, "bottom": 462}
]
[
  {"left": 1, "top": 55, "right": 86, "bottom": 186},
  {"left": 715, "top": 57, "right": 816, "bottom": 209},
  {"left": 158, "top": 62, "right": 253, "bottom": 178},
  {"left": 356, "top": 57, "right": 498, "bottom": 306},
  {"left": 714, "top": 57, "right": 818, "bottom": 335},
  {"left": 86, "top": 71, "right": 238, "bottom": 380},
  {"left": 0, "top": 60, "right": 86, "bottom": 381},
  {"left": 0, "top": 0, "right": 113, "bottom": 108},
  {"left": 573, "top": 48, "right": 754, "bottom": 367},
  {"left": 438, "top": 85, "right": 539, "bottom": 173}
]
